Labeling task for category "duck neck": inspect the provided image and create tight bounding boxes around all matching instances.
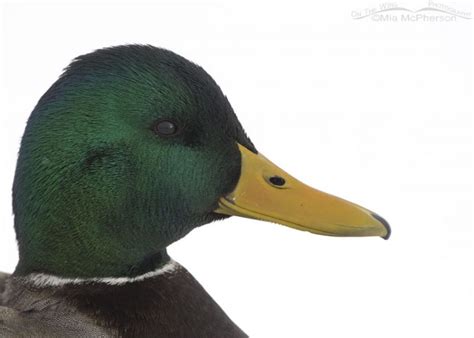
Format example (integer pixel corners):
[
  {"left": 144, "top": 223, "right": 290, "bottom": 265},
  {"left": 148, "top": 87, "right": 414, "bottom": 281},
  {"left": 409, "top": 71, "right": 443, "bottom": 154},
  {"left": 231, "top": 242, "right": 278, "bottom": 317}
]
[
  {"left": 14, "top": 246, "right": 171, "bottom": 280},
  {"left": 21, "top": 255, "right": 177, "bottom": 288}
]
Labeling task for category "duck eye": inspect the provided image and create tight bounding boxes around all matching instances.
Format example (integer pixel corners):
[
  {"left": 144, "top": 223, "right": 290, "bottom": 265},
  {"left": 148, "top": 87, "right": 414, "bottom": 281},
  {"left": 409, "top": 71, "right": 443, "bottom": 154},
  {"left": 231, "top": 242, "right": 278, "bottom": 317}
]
[{"left": 153, "top": 119, "right": 178, "bottom": 137}]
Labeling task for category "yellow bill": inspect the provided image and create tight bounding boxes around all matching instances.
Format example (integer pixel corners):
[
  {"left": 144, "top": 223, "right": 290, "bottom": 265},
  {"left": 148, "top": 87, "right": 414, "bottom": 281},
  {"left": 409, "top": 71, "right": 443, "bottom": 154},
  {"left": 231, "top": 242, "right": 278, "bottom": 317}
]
[{"left": 214, "top": 143, "right": 390, "bottom": 239}]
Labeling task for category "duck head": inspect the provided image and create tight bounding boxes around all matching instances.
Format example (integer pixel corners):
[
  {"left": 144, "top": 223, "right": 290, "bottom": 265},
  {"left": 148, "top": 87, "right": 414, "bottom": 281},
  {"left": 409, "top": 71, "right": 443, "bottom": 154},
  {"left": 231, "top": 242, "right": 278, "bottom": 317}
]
[{"left": 12, "top": 45, "right": 389, "bottom": 278}]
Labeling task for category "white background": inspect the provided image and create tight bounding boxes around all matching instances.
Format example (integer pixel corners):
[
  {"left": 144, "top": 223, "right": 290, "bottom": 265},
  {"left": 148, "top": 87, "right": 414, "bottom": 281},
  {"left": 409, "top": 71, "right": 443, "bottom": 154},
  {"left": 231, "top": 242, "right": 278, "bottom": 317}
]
[{"left": 0, "top": 1, "right": 472, "bottom": 337}]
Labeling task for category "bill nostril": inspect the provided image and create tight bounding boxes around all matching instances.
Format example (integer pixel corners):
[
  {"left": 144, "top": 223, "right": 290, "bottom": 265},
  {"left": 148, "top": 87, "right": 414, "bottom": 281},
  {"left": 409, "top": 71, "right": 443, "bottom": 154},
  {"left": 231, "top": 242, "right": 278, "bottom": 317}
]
[{"left": 269, "top": 176, "right": 286, "bottom": 187}]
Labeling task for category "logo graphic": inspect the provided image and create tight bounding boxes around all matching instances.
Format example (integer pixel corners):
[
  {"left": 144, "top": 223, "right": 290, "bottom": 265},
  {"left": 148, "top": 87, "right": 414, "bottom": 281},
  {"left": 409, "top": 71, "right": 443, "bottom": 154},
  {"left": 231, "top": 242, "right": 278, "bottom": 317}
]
[{"left": 352, "top": 1, "right": 471, "bottom": 22}]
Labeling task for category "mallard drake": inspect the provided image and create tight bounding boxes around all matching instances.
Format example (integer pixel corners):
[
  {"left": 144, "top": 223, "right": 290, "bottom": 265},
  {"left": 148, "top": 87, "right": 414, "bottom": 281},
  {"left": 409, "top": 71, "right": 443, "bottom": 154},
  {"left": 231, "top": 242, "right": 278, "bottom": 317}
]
[{"left": 0, "top": 45, "right": 390, "bottom": 337}]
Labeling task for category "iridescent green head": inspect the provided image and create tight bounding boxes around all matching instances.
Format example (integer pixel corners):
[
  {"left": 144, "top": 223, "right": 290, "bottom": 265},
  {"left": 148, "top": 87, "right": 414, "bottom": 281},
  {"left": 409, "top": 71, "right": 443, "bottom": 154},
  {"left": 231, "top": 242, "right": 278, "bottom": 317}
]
[{"left": 13, "top": 45, "right": 255, "bottom": 277}]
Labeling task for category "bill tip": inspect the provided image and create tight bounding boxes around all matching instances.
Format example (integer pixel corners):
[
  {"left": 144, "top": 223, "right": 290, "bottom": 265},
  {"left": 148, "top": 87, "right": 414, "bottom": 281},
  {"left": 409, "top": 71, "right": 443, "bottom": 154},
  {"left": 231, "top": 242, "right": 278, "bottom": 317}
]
[{"left": 371, "top": 213, "right": 391, "bottom": 240}]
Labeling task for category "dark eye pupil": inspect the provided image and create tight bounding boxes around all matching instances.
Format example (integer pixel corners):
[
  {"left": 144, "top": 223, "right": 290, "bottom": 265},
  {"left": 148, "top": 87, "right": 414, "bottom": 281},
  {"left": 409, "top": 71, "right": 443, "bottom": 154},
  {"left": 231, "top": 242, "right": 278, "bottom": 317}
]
[{"left": 155, "top": 120, "right": 177, "bottom": 136}]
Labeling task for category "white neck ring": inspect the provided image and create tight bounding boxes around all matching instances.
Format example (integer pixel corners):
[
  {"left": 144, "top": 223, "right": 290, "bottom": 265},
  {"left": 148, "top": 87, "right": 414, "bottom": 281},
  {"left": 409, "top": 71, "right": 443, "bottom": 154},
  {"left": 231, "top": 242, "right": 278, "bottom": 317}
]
[{"left": 24, "top": 259, "right": 179, "bottom": 287}]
